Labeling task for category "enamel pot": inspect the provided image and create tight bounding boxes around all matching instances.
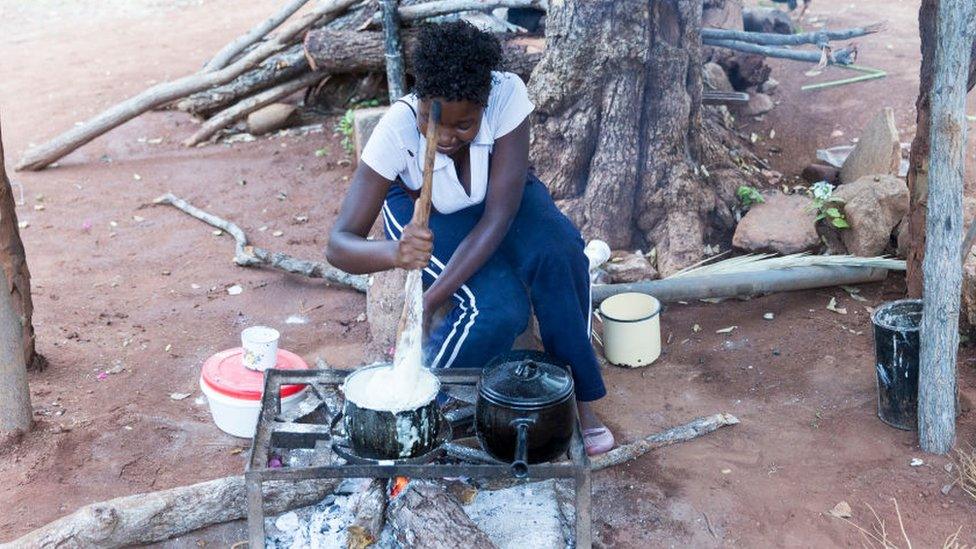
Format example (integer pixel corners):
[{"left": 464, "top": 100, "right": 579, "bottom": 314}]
[
  {"left": 476, "top": 351, "right": 576, "bottom": 478},
  {"left": 597, "top": 292, "right": 662, "bottom": 368},
  {"left": 341, "top": 364, "right": 441, "bottom": 460}
]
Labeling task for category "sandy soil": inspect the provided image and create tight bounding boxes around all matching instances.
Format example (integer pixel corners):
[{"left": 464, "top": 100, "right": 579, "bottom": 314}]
[{"left": 0, "top": 0, "right": 973, "bottom": 546}]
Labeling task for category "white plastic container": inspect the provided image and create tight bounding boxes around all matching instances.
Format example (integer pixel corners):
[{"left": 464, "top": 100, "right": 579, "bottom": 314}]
[
  {"left": 241, "top": 326, "right": 280, "bottom": 371},
  {"left": 200, "top": 347, "right": 309, "bottom": 438},
  {"left": 200, "top": 377, "right": 306, "bottom": 438},
  {"left": 597, "top": 292, "right": 662, "bottom": 368}
]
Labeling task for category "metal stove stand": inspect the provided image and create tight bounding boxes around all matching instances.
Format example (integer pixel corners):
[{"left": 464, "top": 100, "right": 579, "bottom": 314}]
[{"left": 246, "top": 367, "right": 592, "bottom": 548}]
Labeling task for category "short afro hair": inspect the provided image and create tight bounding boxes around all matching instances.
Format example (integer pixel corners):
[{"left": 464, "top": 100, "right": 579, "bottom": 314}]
[{"left": 411, "top": 21, "right": 502, "bottom": 106}]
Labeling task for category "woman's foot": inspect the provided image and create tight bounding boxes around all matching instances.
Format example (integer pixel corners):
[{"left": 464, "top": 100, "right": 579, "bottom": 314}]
[{"left": 578, "top": 401, "right": 614, "bottom": 456}]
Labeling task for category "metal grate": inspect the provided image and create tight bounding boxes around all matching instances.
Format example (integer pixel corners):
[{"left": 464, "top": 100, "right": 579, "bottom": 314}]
[{"left": 245, "top": 367, "right": 592, "bottom": 548}]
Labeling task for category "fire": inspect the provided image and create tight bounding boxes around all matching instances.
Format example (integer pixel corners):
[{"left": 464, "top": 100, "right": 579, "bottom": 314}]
[{"left": 390, "top": 476, "right": 409, "bottom": 498}]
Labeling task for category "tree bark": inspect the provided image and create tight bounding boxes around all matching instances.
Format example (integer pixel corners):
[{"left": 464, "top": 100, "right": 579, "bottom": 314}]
[
  {"left": 907, "top": 1, "right": 976, "bottom": 298},
  {"left": 0, "top": 124, "right": 38, "bottom": 373},
  {"left": 381, "top": 0, "right": 407, "bottom": 101},
  {"left": 1, "top": 476, "right": 338, "bottom": 548},
  {"left": 529, "top": 0, "right": 758, "bottom": 276},
  {"left": 304, "top": 29, "right": 543, "bottom": 82},
  {"left": 916, "top": 0, "right": 975, "bottom": 455},
  {"left": 386, "top": 481, "right": 496, "bottom": 549},
  {"left": 346, "top": 479, "right": 387, "bottom": 549},
  {"left": 0, "top": 123, "right": 32, "bottom": 438}
]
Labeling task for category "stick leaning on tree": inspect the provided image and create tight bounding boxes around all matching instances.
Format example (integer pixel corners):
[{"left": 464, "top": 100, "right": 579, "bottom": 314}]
[{"left": 15, "top": 0, "right": 358, "bottom": 171}]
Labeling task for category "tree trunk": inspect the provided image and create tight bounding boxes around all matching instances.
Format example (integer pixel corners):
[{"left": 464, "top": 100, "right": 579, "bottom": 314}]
[
  {"left": 916, "top": 0, "right": 975, "bottom": 455},
  {"left": 528, "top": 0, "right": 758, "bottom": 276},
  {"left": 0, "top": 123, "right": 33, "bottom": 439},
  {"left": 906, "top": 0, "right": 976, "bottom": 298},
  {"left": 303, "top": 29, "right": 543, "bottom": 82},
  {"left": 0, "top": 125, "right": 38, "bottom": 373}
]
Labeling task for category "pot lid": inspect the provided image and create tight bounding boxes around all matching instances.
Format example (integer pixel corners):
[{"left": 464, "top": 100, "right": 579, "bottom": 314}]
[
  {"left": 480, "top": 351, "right": 574, "bottom": 407},
  {"left": 201, "top": 347, "right": 308, "bottom": 400}
]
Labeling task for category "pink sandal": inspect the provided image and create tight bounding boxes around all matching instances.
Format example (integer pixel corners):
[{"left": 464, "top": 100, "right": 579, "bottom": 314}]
[{"left": 583, "top": 427, "right": 615, "bottom": 456}]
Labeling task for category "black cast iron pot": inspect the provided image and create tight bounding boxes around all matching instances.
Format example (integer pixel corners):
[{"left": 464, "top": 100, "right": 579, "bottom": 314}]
[
  {"left": 476, "top": 350, "right": 577, "bottom": 478},
  {"left": 341, "top": 364, "right": 441, "bottom": 460}
]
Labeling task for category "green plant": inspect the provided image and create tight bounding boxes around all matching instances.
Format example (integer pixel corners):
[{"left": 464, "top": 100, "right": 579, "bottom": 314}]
[
  {"left": 334, "top": 99, "right": 383, "bottom": 154},
  {"left": 736, "top": 185, "right": 765, "bottom": 209},
  {"left": 810, "top": 181, "right": 849, "bottom": 229}
]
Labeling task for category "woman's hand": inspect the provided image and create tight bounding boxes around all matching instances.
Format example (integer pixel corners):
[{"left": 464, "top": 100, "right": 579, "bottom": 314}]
[{"left": 395, "top": 223, "right": 433, "bottom": 270}]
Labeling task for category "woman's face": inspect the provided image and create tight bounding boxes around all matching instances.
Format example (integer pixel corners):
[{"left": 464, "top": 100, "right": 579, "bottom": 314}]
[{"left": 417, "top": 98, "right": 483, "bottom": 156}]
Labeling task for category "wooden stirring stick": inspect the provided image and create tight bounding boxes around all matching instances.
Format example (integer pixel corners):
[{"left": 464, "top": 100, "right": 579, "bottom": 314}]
[{"left": 394, "top": 100, "right": 440, "bottom": 354}]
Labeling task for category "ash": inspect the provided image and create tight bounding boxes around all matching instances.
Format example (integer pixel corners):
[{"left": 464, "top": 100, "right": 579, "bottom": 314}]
[{"left": 265, "top": 476, "right": 572, "bottom": 549}]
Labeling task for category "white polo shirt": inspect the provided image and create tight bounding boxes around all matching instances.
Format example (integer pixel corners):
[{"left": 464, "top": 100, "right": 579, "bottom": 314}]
[{"left": 360, "top": 71, "right": 534, "bottom": 214}]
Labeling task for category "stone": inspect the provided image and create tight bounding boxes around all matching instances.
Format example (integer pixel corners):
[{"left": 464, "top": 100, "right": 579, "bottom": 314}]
[
  {"left": 245, "top": 103, "right": 297, "bottom": 135},
  {"left": 760, "top": 77, "right": 780, "bottom": 94},
  {"left": 703, "top": 62, "right": 734, "bottom": 92},
  {"left": 703, "top": 0, "right": 744, "bottom": 30},
  {"left": 801, "top": 163, "right": 840, "bottom": 185},
  {"left": 744, "top": 92, "right": 774, "bottom": 116},
  {"left": 732, "top": 193, "right": 819, "bottom": 254},
  {"left": 742, "top": 8, "right": 795, "bottom": 34},
  {"left": 605, "top": 251, "right": 659, "bottom": 283},
  {"left": 895, "top": 217, "right": 909, "bottom": 259},
  {"left": 840, "top": 108, "right": 900, "bottom": 184},
  {"left": 352, "top": 106, "right": 389, "bottom": 162},
  {"left": 833, "top": 175, "right": 909, "bottom": 256}
]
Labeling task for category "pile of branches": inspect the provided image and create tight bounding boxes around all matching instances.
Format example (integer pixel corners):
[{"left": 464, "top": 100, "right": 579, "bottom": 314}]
[{"left": 15, "top": 0, "right": 546, "bottom": 171}]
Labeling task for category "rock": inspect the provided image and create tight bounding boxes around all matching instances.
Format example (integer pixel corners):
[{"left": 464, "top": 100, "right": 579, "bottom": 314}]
[
  {"left": 245, "top": 103, "right": 297, "bottom": 135},
  {"left": 732, "top": 193, "right": 819, "bottom": 254},
  {"left": 833, "top": 175, "right": 909, "bottom": 256},
  {"left": 760, "top": 77, "right": 779, "bottom": 94},
  {"left": 744, "top": 92, "right": 774, "bottom": 116},
  {"left": 840, "top": 108, "right": 900, "bottom": 184},
  {"left": 605, "top": 252, "right": 658, "bottom": 283},
  {"left": 742, "top": 8, "right": 795, "bottom": 34},
  {"left": 801, "top": 163, "right": 840, "bottom": 185},
  {"left": 895, "top": 216, "right": 910, "bottom": 258},
  {"left": 827, "top": 501, "right": 853, "bottom": 519},
  {"left": 703, "top": 62, "right": 734, "bottom": 92},
  {"left": 352, "top": 106, "right": 389, "bottom": 162},
  {"left": 703, "top": 0, "right": 744, "bottom": 30}
]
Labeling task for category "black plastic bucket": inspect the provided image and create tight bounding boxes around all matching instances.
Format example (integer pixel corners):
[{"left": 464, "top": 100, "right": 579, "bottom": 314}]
[{"left": 871, "top": 299, "right": 922, "bottom": 430}]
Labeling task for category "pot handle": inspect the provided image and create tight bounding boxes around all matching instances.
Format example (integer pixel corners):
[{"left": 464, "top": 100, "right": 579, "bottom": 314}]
[{"left": 510, "top": 419, "right": 533, "bottom": 478}]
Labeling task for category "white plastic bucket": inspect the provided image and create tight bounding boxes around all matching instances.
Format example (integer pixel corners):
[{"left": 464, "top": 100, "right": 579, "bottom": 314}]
[
  {"left": 241, "top": 326, "right": 280, "bottom": 371},
  {"left": 199, "top": 378, "right": 306, "bottom": 438},
  {"left": 597, "top": 292, "right": 662, "bottom": 368}
]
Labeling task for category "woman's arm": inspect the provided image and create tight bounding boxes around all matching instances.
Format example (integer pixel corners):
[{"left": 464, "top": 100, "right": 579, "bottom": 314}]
[
  {"left": 326, "top": 164, "right": 433, "bottom": 274},
  {"left": 423, "top": 118, "right": 530, "bottom": 312}
]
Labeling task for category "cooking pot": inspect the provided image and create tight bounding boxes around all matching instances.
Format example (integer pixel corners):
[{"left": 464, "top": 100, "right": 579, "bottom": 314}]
[
  {"left": 476, "top": 350, "right": 576, "bottom": 478},
  {"left": 341, "top": 364, "right": 441, "bottom": 460},
  {"left": 597, "top": 292, "right": 661, "bottom": 367}
]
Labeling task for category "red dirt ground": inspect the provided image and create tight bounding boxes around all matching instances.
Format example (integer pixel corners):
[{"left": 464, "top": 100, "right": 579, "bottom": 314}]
[{"left": 0, "top": 0, "right": 973, "bottom": 547}]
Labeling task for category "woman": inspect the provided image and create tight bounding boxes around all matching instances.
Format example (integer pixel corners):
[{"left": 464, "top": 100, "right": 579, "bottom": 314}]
[{"left": 326, "top": 21, "right": 614, "bottom": 455}]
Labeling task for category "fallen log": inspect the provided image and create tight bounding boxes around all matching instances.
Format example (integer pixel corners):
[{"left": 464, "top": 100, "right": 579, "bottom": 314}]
[
  {"left": 590, "top": 413, "right": 739, "bottom": 471},
  {"left": 387, "top": 481, "right": 497, "bottom": 549},
  {"left": 178, "top": 46, "right": 310, "bottom": 118},
  {"left": 184, "top": 70, "right": 329, "bottom": 146},
  {"left": 701, "top": 23, "right": 883, "bottom": 46},
  {"left": 304, "top": 29, "right": 543, "bottom": 80},
  {"left": 346, "top": 479, "right": 387, "bottom": 549},
  {"left": 704, "top": 38, "right": 858, "bottom": 66},
  {"left": 364, "top": 0, "right": 546, "bottom": 28},
  {"left": 153, "top": 193, "right": 368, "bottom": 293},
  {"left": 15, "top": 0, "right": 359, "bottom": 171},
  {"left": 1, "top": 476, "right": 337, "bottom": 549},
  {"left": 203, "top": 0, "right": 313, "bottom": 72}
]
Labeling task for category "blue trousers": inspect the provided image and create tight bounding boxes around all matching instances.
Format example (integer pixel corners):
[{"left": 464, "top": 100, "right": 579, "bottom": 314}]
[{"left": 381, "top": 174, "right": 607, "bottom": 402}]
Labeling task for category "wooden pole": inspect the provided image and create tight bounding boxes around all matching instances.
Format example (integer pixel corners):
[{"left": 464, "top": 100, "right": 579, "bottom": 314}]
[
  {"left": 917, "top": 0, "right": 975, "bottom": 454},
  {"left": 202, "top": 0, "right": 312, "bottom": 72},
  {"left": 381, "top": 0, "right": 406, "bottom": 102},
  {"left": 0, "top": 121, "right": 32, "bottom": 438}
]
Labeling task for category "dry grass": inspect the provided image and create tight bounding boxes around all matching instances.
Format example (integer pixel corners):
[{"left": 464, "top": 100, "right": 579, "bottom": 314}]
[
  {"left": 831, "top": 498, "right": 968, "bottom": 549},
  {"left": 952, "top": 445, "right": 976, "bottom": 503}
]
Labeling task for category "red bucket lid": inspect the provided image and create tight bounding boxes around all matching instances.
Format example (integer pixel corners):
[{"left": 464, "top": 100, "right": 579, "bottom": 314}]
[{"left": 201, "top": 347, "right": 309, "bottom": 400}]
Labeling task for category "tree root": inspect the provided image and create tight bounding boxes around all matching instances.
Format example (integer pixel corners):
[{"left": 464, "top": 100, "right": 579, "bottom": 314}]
[{"left": 153, "top": 193, "right": 367, "bottom": 293}]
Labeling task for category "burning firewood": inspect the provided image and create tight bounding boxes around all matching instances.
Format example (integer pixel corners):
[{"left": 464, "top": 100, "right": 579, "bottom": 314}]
[
  {"left": 387, "top": 480, "right": 497, "bottom": 549},
  {"left": 346, "top": 479, "right": 388, "bottom": 549}
]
